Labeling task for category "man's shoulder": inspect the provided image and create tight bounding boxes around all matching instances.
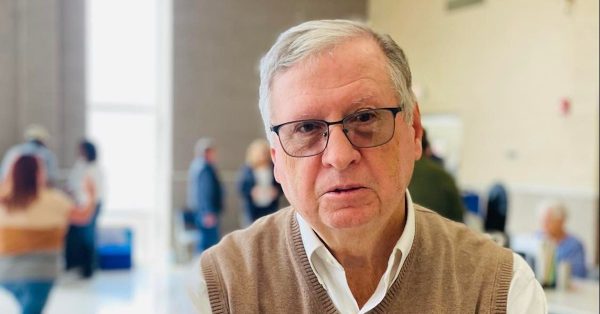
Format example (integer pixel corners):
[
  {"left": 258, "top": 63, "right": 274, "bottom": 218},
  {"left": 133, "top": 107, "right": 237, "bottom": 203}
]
[
  {"left": 202, "top": 207, "right": 294, "bottom": 260},
  {"left": 414, "top": 204, "right": 511, "bottom": 257},
  {"left": 227, "top": 206, "right": 292, "bottom": 240},
  {"left": 198, "top": 207, "right": 326, "bottom": 312},
  {"left": 412, "top": 204, "right": 514, "bottom": 294},
  {"left": 414, "top": 204, "right": 464, "bottom": 228}
]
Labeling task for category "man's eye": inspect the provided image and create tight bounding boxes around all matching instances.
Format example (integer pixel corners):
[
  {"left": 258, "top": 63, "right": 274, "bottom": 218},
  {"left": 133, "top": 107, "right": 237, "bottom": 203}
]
[
  {"left": 353, "top": 111, "right": 377, "bottom": 123},
  {"left": 294, "top": 122, "right": 324, "bottom": 134}
]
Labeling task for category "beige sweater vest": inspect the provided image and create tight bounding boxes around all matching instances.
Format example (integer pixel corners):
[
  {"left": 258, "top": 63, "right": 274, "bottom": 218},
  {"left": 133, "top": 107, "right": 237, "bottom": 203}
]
[{"left": 200, "top": 206, "right": 513, "bottom": 313}]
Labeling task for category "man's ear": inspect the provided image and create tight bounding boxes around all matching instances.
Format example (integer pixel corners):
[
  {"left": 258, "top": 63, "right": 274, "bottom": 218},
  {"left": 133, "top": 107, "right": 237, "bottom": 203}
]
[
  {"left": 271, "top": 146, "right": 282, "bottom": 184},
  {"left": 412, "top": 104, "right": 424, "bottom": 160}
]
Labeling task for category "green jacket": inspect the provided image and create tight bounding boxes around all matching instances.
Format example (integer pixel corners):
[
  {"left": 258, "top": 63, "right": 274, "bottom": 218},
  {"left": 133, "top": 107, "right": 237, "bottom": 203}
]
[{"left": 409, "top": 157, "right": 465, "bottom": 222}]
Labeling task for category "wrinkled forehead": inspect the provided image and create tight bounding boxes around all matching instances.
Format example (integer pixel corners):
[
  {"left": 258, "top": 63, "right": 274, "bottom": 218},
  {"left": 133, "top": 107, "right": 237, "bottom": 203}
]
[
  {"left": 269, "top": 38, "right": 394, "bottom": 113},
  {"left": 272, "top": 36, "right": 388, "bottom": 83}
]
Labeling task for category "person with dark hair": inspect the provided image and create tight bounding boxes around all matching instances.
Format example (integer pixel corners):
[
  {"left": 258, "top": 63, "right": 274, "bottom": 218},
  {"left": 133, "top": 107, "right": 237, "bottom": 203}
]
[
  {"left": 485, "top": 182, "right": 509, "bottom": 232},
  {"left": 64, "top": 139, "right": 105, "bottom": 279},
  {"left": 0, "top": 155, "right": 94, "bottom": 314},
  {"left": 187, "top": 138, "right": 224, "bottom": 253},
  {"left": 408, "top": 128, "right": 465, "bottom": 222},
  {"left": 190, "top": 20, "right": 545, "bottom": 313},
  {"left": 80, "top": 141, "right": 97, "bottom": 162},
  {"left": 0, "top": 125, "right": 60, "bottom": 187},
  {"left": 420, "top": 129, "right": 444, "bottom": 166}
]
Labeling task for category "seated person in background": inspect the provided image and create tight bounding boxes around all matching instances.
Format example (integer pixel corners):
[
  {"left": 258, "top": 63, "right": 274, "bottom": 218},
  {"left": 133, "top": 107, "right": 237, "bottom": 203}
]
[
  {"left": 0, "top": 155, "right": 94, "bottom": 314},
  {"left": 538, "top": 200, "right": 587, "bottom": 278},
  {"left": 408, "top": 129, "right": 465, "bottom": 222}
]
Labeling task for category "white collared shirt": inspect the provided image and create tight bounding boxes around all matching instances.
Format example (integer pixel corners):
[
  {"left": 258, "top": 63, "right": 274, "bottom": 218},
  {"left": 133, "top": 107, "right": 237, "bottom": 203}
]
[
  {"left": 295, "top": 192, "right": 414, "bottom": 313},
  {"left": 189, "top": 191, "right": 547, "bottom": 313}
]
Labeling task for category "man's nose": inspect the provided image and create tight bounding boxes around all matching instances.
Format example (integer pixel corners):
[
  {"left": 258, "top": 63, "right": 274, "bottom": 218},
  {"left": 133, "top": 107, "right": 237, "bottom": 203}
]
[{"left": 321, "top": 125, "right": 361, "bottom": 170}]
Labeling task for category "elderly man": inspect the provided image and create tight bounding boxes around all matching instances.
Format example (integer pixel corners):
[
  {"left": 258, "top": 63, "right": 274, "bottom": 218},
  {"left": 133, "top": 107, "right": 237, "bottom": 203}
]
[
  {"left": 539, "top": 200, "right": 587, "bottom": 278},
  {"left": 191, "top": 20, "right": 545, "bottom": 313}
]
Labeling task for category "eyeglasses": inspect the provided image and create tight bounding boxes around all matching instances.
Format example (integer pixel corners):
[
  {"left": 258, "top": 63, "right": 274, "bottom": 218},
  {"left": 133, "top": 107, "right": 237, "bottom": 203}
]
[{"left": 271, "top": 106, "right": 402, "bottom": 158}]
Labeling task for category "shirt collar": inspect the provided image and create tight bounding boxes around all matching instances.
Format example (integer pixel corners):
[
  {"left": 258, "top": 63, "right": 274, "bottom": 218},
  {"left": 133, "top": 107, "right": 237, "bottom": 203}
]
[
  {"left": 396, "top": 190, "right": 415, "bottom": 274},
  {"left": 296, "top": 190, "right": 416, "bottom": 280},
  {"left": 296, "top": 212, "right": 324, "bottom": 262}
]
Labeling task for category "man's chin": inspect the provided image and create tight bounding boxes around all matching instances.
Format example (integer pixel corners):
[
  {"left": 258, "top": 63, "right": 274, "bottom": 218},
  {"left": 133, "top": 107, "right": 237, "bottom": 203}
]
[{"left": 322, "top": 206, "right": 377, "bottom": 230}]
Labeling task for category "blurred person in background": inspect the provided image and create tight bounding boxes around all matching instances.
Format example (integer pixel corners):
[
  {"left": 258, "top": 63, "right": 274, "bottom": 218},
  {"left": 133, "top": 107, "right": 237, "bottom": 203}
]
[
  {"left": 0, "top": 155, "right": 94, "bottom": 314},
  {"left": 64, "top": 140, "right": 105, "bottom": 279},
  {"left": 187, "top": 138, "right": 224, "bottom": 253},
  {"left": 0, "top": 125, "right": 59, "bottom": 187},
  {"left": 538, "top": 200, "right": 587, "bottom": 278},
  {"left": 237, "top": 138, "right": 282, "bottom": 226},
  {"left": 408, "top": 128, "right": 465, "bottom": 222},
  {"left": 420, "top": 129, "right": 444, "bottom": 167},
  {"left": 484, "top": 182, "right": 508, "bottom": 233}
]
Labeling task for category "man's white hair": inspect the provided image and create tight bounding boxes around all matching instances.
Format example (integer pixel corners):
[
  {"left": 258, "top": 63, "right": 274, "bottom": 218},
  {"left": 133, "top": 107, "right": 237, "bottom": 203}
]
[
  {"left": 194, "top": 137, "right": 214, "bottom": 156},
  {"left": 258, "top": 19, "right": 417, "bottom": 144},
  {"left": 537, "top": 199, "right": 568, "bottom": 222}
]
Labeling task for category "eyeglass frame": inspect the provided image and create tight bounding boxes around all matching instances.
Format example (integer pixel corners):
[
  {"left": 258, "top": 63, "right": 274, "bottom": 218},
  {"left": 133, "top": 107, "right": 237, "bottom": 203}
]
[{"left": 270, "top": 106, "right": 403, "bottom": 158}]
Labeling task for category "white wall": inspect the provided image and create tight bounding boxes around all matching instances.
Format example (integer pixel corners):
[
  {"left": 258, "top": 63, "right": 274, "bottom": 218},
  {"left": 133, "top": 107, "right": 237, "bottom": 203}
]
[{"left": 0, "top": 0, "right": 86, "bottom": 170}]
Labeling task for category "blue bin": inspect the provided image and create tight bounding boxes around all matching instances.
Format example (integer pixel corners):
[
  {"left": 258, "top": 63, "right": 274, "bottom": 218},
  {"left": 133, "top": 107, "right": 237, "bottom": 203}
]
[
  {"left": 462, "top": 191, "right": 481, "bottom": 216},
  {"left": 97, "top": 228, "right": 133, "bottom": 270}
]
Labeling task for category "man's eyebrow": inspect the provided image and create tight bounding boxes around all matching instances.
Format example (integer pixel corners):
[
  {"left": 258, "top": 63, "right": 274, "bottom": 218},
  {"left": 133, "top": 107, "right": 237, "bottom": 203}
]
[
  {"left": 286, "top": 111, "right": 322, "bottom": 121},
  {"left": 349, "top": 95, "right": 375, "bottom": 105},
  {"left": 279, "top": 95, "right": 379, "bottom": 122}
]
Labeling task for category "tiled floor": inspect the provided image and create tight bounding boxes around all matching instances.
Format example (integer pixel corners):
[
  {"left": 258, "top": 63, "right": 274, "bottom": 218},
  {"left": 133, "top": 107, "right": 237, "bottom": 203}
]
[{"left": 0, "top": 261, "right": 197, "bottom": 314}]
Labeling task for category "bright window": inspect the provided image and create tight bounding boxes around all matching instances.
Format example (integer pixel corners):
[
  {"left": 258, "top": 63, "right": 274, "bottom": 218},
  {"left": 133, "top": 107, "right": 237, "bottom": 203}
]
[
  {"left": 86, "top": 0, "right": 159, "bottom": 212},
  {"left": 86, "top": 0, "right": 171, "bottom": 265}
]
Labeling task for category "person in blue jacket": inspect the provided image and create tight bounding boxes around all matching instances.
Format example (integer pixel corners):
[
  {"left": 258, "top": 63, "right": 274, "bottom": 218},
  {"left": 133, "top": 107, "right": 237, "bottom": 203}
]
[
  {"left": 187, "top": 138, "right": 224, "bottom": 253},
  {"left": 539, "top": 200, "right": 588, "bottom": 278},
  {"left": 237, "top": 139, "right": 282, "bottom": 227}
]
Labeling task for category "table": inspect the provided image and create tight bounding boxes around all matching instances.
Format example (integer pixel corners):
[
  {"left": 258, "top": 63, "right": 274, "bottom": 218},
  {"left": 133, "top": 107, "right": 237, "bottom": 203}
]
[{"left": 545, "top": 279, "right": 599, "bottom": 314}]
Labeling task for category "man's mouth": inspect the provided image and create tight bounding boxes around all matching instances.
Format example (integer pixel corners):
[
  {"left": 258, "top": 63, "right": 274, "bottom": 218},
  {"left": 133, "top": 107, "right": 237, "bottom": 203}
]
[{"left": 327, "top": 185, "right": 365, "bottom": 194}]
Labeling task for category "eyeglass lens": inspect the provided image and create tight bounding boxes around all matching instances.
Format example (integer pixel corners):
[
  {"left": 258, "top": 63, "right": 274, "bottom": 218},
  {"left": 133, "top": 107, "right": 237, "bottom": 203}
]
[{"left": 277, "top": 108, "right": 396, "bottom": 157}]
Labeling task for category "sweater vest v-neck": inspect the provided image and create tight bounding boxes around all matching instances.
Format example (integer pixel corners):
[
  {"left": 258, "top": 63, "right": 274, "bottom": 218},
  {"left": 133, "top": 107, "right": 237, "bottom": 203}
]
[{"left": 200, "top": 206, "right": 512, "bottom": 313}]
